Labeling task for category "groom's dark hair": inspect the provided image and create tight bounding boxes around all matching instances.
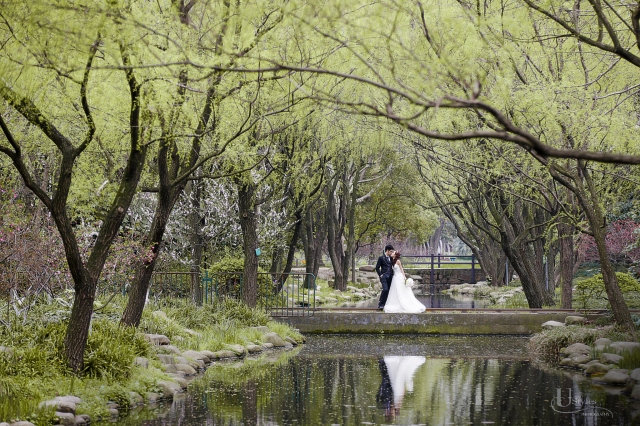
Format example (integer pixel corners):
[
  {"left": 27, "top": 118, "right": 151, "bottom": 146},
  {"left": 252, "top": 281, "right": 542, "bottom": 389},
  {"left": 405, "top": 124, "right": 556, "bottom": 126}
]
[{"left": 384, "top": 244, "right": 394, "bottom": 252}]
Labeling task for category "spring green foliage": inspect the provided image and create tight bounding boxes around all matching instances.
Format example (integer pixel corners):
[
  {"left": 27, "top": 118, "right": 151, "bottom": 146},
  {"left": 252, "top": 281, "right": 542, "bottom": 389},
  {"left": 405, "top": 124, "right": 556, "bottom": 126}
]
[
  {"left": 0, "top": 294, "right": 302, "bottom": 422},
  {"left": 0, "top": 317, "right": 160, "bottom": 421},
  {"left": 208, "top": 256, "right": 273, "bottom": 306},
  {"left": 575, "top": 273, "right": 640, "bottom": 310}
]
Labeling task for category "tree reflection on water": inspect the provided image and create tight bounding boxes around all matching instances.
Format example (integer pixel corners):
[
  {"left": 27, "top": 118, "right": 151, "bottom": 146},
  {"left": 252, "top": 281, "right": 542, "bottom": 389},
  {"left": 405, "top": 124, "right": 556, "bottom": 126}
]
[{"left": 111, "top": 336, "right": 634, "bottom": 425}]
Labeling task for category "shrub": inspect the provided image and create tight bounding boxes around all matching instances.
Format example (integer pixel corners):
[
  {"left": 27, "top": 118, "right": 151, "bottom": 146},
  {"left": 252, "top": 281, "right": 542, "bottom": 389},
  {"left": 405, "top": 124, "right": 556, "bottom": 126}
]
[
  {"left": 209, "top": 255, "right": 272, "bottom": 304},
  {"left": 82, "top": 320, "right": 151, "bottom": 380},
  {"left": 574, "top": 272, "right": 640, "bottom": 309},
  {"left": 216, "top": 298, "right": 270, "bottom": 327},
  {"left": 530, "top": 326, "right": 602, "bottom": 362}
]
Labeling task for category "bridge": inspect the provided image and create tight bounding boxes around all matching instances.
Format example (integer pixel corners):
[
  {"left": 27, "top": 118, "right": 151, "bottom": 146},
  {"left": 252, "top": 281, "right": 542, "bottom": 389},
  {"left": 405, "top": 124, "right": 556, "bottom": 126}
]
[
  {"left": 273, "top": 309, "right": 588, "bottom": 335},
  {"left": 147, "top": 270, "right": 609, "bottom": 335}
]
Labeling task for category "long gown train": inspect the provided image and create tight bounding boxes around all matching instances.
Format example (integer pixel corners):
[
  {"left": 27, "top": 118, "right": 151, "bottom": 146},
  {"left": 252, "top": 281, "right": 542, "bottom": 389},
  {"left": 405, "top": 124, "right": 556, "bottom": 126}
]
[{"left": 384, "top": 264, "right": 426, "bottom": 313}]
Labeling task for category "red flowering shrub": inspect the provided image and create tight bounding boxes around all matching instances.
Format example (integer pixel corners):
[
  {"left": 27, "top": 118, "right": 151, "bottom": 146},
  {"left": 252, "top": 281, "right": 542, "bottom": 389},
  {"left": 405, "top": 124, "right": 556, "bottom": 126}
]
[{"left": 577, "top": 219, "right": 640, "bottom": 264}]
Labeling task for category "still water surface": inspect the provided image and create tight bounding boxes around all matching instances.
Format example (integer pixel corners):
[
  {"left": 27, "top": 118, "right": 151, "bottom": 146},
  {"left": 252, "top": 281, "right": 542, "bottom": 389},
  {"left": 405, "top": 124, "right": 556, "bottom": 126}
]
[{"left": 110, "top": 335, "right": 636, "bottom": 425}]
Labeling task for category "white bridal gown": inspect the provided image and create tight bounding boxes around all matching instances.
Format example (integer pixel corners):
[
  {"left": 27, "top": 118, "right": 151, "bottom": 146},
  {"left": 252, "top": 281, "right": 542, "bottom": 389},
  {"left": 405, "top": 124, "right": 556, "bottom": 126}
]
[
  {"left": 383, "top": 356, "right": 426, "bottom": 407},
  {"left": 383, "top": 264, "right": 426, "bottom": 313}
]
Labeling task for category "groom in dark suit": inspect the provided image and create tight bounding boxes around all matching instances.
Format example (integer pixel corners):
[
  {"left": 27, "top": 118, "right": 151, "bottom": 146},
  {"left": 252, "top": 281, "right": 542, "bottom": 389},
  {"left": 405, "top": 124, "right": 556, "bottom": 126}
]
[{"left": 375, "top": 244, "right": 395, "bottom": 310}]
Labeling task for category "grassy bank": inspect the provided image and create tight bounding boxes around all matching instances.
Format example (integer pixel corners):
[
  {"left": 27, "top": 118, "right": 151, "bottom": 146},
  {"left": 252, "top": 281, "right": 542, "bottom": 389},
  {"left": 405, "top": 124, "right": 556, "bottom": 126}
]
[{"left": 0, "top": 295, "right": 302, "bottom": 424}]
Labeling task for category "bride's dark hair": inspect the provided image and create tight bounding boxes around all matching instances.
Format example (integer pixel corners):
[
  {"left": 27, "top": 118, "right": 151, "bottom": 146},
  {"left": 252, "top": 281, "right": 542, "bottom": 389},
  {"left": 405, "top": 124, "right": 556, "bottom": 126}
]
[{"left": 391, "top": 251, "right": 401, "bottom": 266}]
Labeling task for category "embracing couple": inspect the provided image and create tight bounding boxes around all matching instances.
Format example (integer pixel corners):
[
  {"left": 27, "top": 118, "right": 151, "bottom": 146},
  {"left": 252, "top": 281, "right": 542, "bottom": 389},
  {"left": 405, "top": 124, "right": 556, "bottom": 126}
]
[{"left": 375, "top": 245, "right": 426, "bottom": 313}]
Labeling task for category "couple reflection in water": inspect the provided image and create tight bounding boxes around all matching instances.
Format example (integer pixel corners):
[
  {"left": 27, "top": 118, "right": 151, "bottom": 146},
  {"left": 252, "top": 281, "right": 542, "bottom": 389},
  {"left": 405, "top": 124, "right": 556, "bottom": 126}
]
[{"left": 376, "top": 356, "right": 426, "bottom": 421}]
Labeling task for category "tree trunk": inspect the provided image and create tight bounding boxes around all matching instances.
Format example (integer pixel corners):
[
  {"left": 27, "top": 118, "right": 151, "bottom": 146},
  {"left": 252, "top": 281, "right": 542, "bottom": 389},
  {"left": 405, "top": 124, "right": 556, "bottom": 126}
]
[
  {"left": 188, "top": 179, "right": 204, "bottom": 305},
  {"left": 579, "top": 172, "right": 634, "bottom": 332},
  {"left": 64, "top": 271, "right": 97, "bottom": 372},
  {"left": 303, "top": 206, "right": 326, "bottom": 289},
  {"left": 486, "top": 196, "right": 554, "bottom": 307},
  {"left": 121, "top": 193, "right": 175, "bottom": 326},
  {"left": 428, "top": 218, "right": 445, "bottom": 255},
  {"left": 549, "top": 160, "right": 634, "bottom": 333},
  {"left": 273, "top": 217, "right": 302, "bottom": 292},
  {"left": 238, "top": 181, "right": 259, "bottom": 307},
  {"left": 558, "top": 220, "right": 574, "bottom": 309},
  {"left": 326, "top": 180, "right": 345, "bottom": 290},
  {"left": 120, "top": 78, "right": 215, "bottom": 325}
]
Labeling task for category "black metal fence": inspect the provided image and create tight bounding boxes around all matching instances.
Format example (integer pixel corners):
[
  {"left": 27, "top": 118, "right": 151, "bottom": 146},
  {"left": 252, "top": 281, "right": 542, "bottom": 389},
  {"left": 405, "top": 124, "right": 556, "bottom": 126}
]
[
  {"left": 149, "top": 271, "right": 316, "bottom": 317},
  {"left": 403, "top": 254, "right": 478, "bottom": 284}
]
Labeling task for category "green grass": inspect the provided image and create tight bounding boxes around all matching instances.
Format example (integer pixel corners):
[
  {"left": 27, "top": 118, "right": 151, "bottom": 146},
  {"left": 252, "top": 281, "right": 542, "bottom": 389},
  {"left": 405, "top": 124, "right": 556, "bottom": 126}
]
[
  {"left": 0, "top": 294, "right": 303, "bottom": 423},
  {"left": 619, "top": 347, "right": 640, "bottom": 370}
]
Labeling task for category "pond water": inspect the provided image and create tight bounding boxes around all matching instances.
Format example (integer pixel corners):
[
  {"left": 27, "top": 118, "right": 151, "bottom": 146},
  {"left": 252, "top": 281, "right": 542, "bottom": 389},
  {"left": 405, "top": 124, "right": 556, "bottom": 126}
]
[
  {"left": 330, "top": 293, "right": 488, "bottom": 309},
  {"left": 108, "top": 335, "right": 636, "bottom": 426}
]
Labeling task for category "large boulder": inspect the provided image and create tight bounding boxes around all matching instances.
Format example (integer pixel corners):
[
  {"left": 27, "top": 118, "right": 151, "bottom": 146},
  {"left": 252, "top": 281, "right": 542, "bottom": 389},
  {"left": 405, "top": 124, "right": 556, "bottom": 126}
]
[
  {"left": 264, "top": 332, "right": 288, "bottom": 347},
  {"left": 55, "top": 412, "right": 75, "bottom": 426},
  {"left": 596, "top": 370, "right": 630, "bottom": 386},
  {"left": 595, "top": 338, "right": 612, "bottom": 347},
  {"left": 156, "top": 345, "right": 181, "bottom": 355},
  {"left": 226, "top": 344, "right": 247, "bottom": 356},
  {"left": 560, "top": 354, "right": 591, "bottom": 367},
  {"left": 157, "top": 354, "right": 175, "bottom": 365},
  {"left": 75, "top": 414, "right": 89, "bottom": 425},
  {"left": 175, "top": 356, "right": 199, "bottom": 368},
  {"left": 157, "top": 380, "right": 182, "bottom": 398},
  {"left": 146, "top": 392, "right": 161, "bottom": 403},
  {"left": 600, "top": 353, "right": 622, "bottom": 365},
  {"left": 610, "top": 342, "right": 640, "bottom": 354},
  {"left": 631, "top": 368, "right": 640, "bottom": 381},
  {"left": 39, "top": 396, "right": 81, "bottom": 414},
  {"left": 174, "top": 363, "right": 197, "bottom": 375},
  {"left": 585, "top": 363, "right": 610, "bottom": 375},
  {"left": 246, "top": 344, "right": 263, "bottom": 354},
  {"left": 135, "top": 357, "right": 149, "bottom": 368},
  {"left": 564, "top": 315, "right": 586, "bottom": 325},
  {"left": 129, "top": 392, "right": 144, "bottom": 406},
  {"left": 284, "top": 336, "right": 298, "bottom": 346},
  {"left": 213, "top": 349, "right": 237, "bottom": 359},
  {"left": 167, "top": 374, "right": 188, "bottom": 388},
  {"left": 200, "top": 350, "right": 217, "bottom": 360},
  {"left": 632, "top": 385, "right": 640, "bottom": 400},
  {"left": 162, "top": 364, "right": 178, "bottom": 373},
  {"left": 144, "top": 334, "right": 171, "bottom": 345},
  {"left": 182, "top": 350, "right": 210, "bottom": 363},
  {"left": 359, "top": 265, "right": 376, "bottom": 272},
  {"left": 542, "top": 321, "right": 566, "bottom": 330},
  {"left": 561, "top": 343, "right": 591, "bottom": 356}
]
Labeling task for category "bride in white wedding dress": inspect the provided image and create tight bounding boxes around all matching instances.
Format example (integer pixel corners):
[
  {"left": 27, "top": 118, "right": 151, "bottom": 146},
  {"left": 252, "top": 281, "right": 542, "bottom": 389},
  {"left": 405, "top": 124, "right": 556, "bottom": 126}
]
[
  {"left": 383, "top": 252, "right": 426, "bottom": 313},
  {"left": 383, "top": 356, "right": 426, "bottom": 407}
]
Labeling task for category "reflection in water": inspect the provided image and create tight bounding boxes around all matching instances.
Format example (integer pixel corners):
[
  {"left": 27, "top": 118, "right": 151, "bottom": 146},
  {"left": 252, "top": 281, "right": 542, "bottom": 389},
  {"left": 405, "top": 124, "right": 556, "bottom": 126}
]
[
  {"left": 383, "top": 356, "right": 425, "bottom": 408},
  {"left": 108, "top": 336, "right": 636, "bottom": 426},
  {"left": 375, "top": 358, "right": 393, "bottom": 420}
]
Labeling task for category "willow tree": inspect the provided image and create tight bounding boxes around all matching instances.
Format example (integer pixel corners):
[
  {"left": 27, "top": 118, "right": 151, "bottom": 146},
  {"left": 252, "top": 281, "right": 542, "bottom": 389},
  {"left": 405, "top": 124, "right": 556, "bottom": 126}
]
[
  {"left": 0, "top": 2, "right": 159, "bottom": 371},
  {"left": 118, "top": 0, "right": 297, "bottom": 324},
  {"left": 244, "top": 0, "right": 640, "bottom": 331}
]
